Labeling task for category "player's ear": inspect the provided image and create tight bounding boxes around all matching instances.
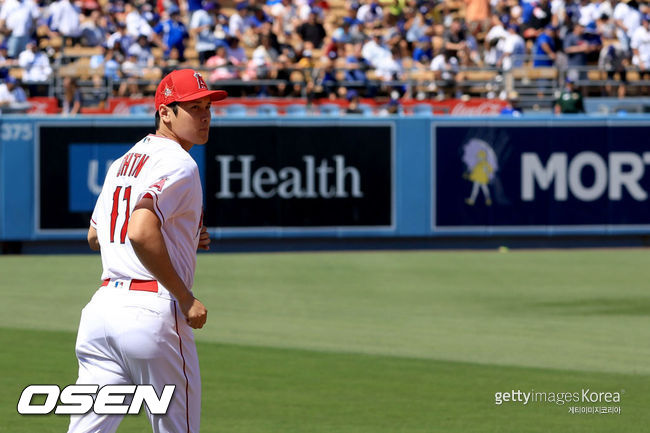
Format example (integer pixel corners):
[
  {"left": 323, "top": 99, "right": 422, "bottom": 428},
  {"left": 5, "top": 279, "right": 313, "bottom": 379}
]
[{"left": 159, "top": 104, "right": 175, "bottom": 123}]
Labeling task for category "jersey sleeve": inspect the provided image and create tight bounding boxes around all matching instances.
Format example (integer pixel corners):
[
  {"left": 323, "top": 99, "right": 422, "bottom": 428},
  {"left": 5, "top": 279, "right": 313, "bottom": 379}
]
[
  {"left": 90, "top": 194, "right": 101, "bottom": 228},
  {"left": 137, "top": 160, "right": 197, "bottom": 224}
]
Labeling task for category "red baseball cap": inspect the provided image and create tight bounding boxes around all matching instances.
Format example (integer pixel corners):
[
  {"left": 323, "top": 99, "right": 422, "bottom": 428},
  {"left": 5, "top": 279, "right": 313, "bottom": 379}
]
[{"left": 155, "top": 69, "right": 227, "bottom": 111}]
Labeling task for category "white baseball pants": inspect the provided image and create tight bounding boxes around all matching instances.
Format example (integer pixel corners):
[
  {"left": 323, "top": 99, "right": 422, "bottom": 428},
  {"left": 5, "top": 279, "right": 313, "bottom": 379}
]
[{"left": 67, "top": 283, "right": 201, "bottom": 433}]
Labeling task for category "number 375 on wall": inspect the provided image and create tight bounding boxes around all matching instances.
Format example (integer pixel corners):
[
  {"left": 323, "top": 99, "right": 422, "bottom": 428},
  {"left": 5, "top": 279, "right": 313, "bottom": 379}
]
[{"left": 1, "top": 123, "right": 33, "bottom": 142}]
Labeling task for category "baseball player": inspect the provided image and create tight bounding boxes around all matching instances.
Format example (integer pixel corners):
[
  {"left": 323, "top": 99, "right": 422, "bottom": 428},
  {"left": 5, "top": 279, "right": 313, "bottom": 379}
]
[{"left": 68, "top": 69, "right": 226, "bottom": 433}]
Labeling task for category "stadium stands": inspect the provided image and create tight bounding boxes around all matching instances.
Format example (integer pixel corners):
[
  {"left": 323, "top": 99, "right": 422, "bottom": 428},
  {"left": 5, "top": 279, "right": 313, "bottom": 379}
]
[{"left": 1, "top": 0, "right": 650, "bottom": 115}]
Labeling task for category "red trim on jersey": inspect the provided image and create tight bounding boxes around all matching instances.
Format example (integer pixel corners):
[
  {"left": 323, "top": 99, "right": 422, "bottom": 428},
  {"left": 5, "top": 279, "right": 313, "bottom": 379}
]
[
  {"left": 173, "top": 302, "right": 191, "bottom": 433},
  {"left": 147, "top": 190, "right": 165, "bottom": 224},
  {"left": 90, "top": 218, "right": 97, "bottom": 225}
]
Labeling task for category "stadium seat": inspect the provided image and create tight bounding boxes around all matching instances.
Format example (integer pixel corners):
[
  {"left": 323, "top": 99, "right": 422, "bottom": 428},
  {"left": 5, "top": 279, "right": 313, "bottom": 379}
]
[
  {"left": 257, "top": 104, "right": 278, "bottom": 116},
  {"left": 319, "top": 103, "right": 341, "bottom": 116},
  {"left": 358, "top": 104, "right": 374, "bottom": 116},
  {"left": 286, "top": 104, "right": 308, "bottom": 116},
  {"left": 225, "top": 104, "right": 247, "bottom": 116},
  {"left": 412, "top": 104, "right": 433, "bottom": 115}
]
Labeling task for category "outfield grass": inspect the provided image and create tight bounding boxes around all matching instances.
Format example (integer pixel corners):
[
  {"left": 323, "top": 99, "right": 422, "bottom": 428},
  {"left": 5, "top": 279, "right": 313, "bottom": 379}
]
[{"left": 1, "top": 250, "right": 649, "bottom": 432}]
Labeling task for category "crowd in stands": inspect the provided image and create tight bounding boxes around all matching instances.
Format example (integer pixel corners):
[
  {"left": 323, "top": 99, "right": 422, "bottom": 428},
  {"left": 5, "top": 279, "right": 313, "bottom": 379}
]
[{"left": 1, "top": 0, "right": 650, "bottom": 113}]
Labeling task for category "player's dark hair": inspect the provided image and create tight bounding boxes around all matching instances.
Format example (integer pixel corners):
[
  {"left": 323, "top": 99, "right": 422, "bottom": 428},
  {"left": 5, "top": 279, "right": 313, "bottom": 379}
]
[{"left": 154, "top": 102, "right": 179, "bottom": 130}]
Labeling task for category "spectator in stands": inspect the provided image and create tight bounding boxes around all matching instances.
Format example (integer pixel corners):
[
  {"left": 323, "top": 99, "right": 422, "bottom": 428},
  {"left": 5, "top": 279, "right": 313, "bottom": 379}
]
[
  {"left": 579, "top": 0, "right": 613, "bottom": 27},
  {"left": 342, "top": 50, "right": 367, "bottom": 84},
  {"left": 48, "top": 0, "right": 82, "bottom": 47},
  {"left": 631, "top": 13, "right": 650, "bottom": 77},
  {"left": 316, "top": 58, "right": 339, "bottom": 97},
  {"left": 153, "top": 5, "right": 188, "bottom": 61},
  {"left": 498, "top": 23, "right": 525, "bottom": 70},
  {"left": 269, "top": 0, "right": 300, "bottom": 37},
  {"left": 0, "top": 76, "right": 26, "bottom": 108},
  {"left": 356, "top": 0, "right": 383, "bottom": 29},
  {"left": 297, "top": 9, "right": 327, "bottom": 49},
  {"left": 0, "top": 77, "right": 16, "bottom": 107},
  {"left": 226, "top": 35, "right": 247, "bottom": 66},
  {"left": 90, "top": 44, "right": 122, "bottom": 83},
  {"left": 0, "top": 41, "right": 15, "bottom": 70},
  {"left": 522, "top": 0, "right": 553, "bottom": 40},
  {"left": 500, "top": 91, "right": 522, "bottom": 116},
  {"left": 361, "top": 31, "right": 390, "bottom": 69},
  {"left": 345, "top": 89, "right": 363, "bottom": 113},
  {"left": 86, "top": 74, "right": 108, "bottom": 108},
  {"left": 124, "top": 1, "right": 153, "bottom": 39},
  {"left": 598, "top": 41, "right": 628, "bottom": 97},
  {"left": 247, "top": 5, "right": 272, "bottom": 31},
  {"left": 323, "top": 27, "right": 348, "bottom": 60},
  {"left": 0, "top": 0, "right": 40, "bottom": 58},
  {"left": 59, "top": 76, "right": 82, "bottom": 115},
  {"left": 228, "top": 1, "right": 251, "bottom": 40},
  {"left": 6, "top": 75, "right": 27, "bottom": 103},
  {"left": 375, "top": 44, "right": 403, "bottom": 81},
  {"left": 80, "top": 9, "right": 107, "bottom": 47},
  {"left": 484, "top": 14, "right": 507, "bottom": 67},
  {"left": 564, "top": 22, "right": 593, "bottom": 81},
  {"left": 413, "top": 36, "right": 434, "bottom": 66},
  {"left": 119, "top": 52, "right": 143, "bottom": 97},
  {"left": 18, "top": 39, "right": 52, "bottom": 83},
  {"left": 190, "top": 0, "right": 220, "bottom": 64},
  {"left": 378, "top": 94, "right": 400, "bottom": 115},
  {"left": 430, "top": 46, "right": 459, "bottom": 98},
  {"left": 183, "top": 0, "right": 205, "bottom": 18},
  {"left": 251, "top": 33, "right": 278, "bottom": 78},
  {"left": 613, "top": 0, "right": 641, "bottom": 52},
  {"left": 404, "top": 5, "right": 431, "bottom": 44},
  {"left": 341, "top": 15, "right": 364, "bottom": 43},
  {"left": 464, "top": 0, "right": 490, "bottom": 35},
  {"left": 128, "top": 34, "right": 155, "bottom": 69},
  {"left": 533, "top": 24, "right": 557, "bottom": 66},
  {"left": 107, "top": 21, "right": 133, "bottom": 55},
  {"left": 273, "top": 54, "right": 292, "bottom": 96},
  {"left": 554, "top": 76, "right": 585, "bottom": 113},
  {"left": 206, "top": 44, "right": 238, "bottom": 80},
  {"left": 596, "top": 13, "right": 617, "bottom": 39},
  {"left": 443, "top": 19, "right": 469, "bottom": 61}
]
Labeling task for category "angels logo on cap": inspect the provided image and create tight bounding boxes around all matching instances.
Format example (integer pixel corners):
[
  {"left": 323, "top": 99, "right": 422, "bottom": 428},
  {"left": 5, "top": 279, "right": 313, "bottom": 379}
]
[
  {"left": 194, "top": 72, "right": 208, "bottom": 90},
  {"left": 155, "top": 69, "right": 227, "bottom": 111}
]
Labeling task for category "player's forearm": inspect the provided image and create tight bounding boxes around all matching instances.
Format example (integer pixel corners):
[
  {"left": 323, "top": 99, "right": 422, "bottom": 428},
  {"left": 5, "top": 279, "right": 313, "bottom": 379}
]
[
  {"left": 87, "top": 226, "right": 100, "bottom": 251},
  {"left": 128, "top": 209, "right": 193, "bottom": 305}
]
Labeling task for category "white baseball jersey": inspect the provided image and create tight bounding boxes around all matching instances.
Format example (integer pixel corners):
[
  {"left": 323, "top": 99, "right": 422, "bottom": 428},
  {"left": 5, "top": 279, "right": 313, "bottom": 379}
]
[
  {"left": 69, "top": 134, "right": 204, "bottom": 433},
  {"left": 91, "top": 134, "right": 203, "bottom": 295}
]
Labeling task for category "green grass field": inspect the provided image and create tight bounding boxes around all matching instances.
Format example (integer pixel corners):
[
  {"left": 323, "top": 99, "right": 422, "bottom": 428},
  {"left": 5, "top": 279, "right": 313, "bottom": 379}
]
[{"left": 1, "top": 249, "right": 649, "bottom": 432}]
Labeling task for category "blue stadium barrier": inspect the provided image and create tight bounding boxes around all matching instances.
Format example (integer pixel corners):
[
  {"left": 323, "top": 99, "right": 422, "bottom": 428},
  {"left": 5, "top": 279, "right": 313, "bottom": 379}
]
[{"left": 3, "top": 115, "right": 650, "bottom": 242}]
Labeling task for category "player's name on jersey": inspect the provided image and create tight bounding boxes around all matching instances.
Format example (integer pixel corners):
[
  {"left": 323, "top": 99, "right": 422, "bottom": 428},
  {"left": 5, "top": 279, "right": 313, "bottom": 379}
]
[
  {"left": 216, "top": 155, "right": 364, "bottom": 200},
  {"left": 116, "top": 153, "right": 150, "bottom": 178}
]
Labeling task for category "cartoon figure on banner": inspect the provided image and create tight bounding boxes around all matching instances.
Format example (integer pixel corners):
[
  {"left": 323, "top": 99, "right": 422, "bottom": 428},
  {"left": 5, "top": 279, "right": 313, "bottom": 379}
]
[{"left": 462, "top": 138, "right": 498, "bottom": 206}]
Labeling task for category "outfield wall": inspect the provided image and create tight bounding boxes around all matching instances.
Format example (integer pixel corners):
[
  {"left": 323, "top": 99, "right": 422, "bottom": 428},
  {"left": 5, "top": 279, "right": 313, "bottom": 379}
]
[{"left": 2, "top": 115, "right": 650, "bottom": 241}]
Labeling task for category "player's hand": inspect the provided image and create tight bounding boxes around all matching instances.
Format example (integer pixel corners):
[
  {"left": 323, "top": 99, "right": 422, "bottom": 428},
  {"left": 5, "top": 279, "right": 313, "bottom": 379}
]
[
  {"left": 180, "top": 296, "right": 208, "bottom": 329},
  {"left": 198, "top": 225, "right": 210, "bottom": 251}
]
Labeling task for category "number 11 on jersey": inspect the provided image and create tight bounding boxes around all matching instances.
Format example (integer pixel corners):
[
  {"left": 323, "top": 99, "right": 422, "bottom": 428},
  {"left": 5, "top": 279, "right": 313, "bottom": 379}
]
[{"left": 109, "top": 186, "right": 132, "bottom": 244}]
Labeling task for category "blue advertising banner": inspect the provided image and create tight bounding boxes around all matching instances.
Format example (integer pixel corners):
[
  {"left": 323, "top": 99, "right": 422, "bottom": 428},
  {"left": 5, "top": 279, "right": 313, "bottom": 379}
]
[
  {"left": 68, "top": 144, "right": 130, "bottom": 212},
  {"left": 433, "top": 122, "right": 650, "bottom": 232}
]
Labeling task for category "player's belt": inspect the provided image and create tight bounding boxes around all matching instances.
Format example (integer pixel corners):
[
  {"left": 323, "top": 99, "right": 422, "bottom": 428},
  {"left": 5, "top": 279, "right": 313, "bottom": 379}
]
[{"left": 101, "top": 279, "right": 159, "bottom": 293}]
